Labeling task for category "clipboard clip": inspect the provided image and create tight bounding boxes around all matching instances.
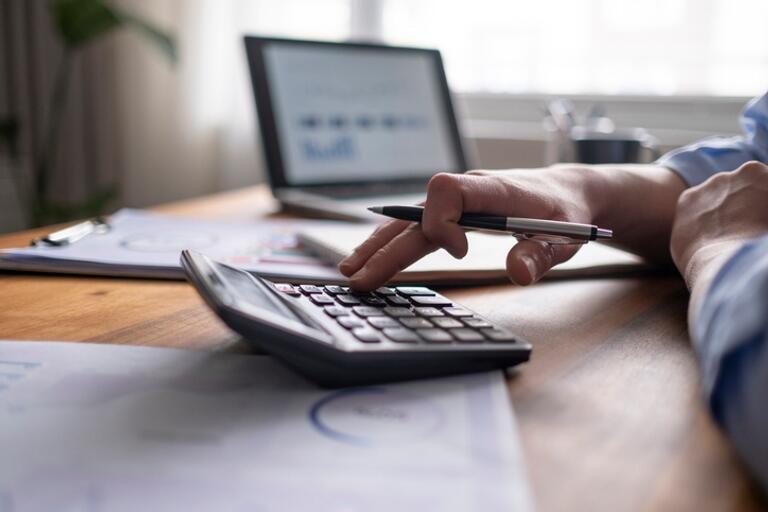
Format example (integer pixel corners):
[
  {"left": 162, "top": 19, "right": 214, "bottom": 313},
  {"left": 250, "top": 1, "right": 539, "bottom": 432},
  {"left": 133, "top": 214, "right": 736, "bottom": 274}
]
[{"left": 31, "top": 217, "right": 111, "bottom": 247}]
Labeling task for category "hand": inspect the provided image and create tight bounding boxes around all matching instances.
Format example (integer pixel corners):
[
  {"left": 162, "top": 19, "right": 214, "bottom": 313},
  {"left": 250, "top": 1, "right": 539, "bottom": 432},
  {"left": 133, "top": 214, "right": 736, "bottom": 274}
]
[
  {"left": 671, "top": 161, "right": 768, "bottom": 292},
  {"left": 339, "top": 166, "right": 598, "bottom": 290}
]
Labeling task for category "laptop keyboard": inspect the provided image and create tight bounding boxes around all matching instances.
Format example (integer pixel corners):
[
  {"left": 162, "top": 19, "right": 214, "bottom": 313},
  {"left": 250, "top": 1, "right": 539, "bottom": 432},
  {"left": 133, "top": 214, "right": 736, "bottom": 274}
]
[{"left": 274, "top": 284, "right": 518, "bottom": 346}]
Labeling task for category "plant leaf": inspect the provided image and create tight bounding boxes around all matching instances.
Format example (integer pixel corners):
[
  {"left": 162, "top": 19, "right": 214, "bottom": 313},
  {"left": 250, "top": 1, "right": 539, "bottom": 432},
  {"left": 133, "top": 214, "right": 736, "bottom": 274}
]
[
  {"left": 113, "top": 8, "right": 178, "bottom": 64},
  {"left": 51, "top": 0, "right": 122, "bottom": 47},
  {"left": 50, "top": 0, "right": 177, "bottom": 64}
]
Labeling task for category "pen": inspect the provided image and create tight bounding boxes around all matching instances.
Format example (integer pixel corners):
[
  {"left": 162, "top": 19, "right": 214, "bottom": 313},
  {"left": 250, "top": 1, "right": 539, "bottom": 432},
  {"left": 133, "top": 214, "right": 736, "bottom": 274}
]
[
  {"left": 30, "top": 217, "right": 111, "bottom": 247},
  {"left": 368, "top": 205, "right": 612, "bottom": 242}
]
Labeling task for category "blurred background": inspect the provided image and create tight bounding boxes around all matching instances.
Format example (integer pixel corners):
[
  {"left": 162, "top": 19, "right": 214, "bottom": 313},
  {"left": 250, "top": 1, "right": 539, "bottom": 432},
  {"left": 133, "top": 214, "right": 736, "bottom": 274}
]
[{"left": 1, "top": 0, "right": 767, "bottom": 233}]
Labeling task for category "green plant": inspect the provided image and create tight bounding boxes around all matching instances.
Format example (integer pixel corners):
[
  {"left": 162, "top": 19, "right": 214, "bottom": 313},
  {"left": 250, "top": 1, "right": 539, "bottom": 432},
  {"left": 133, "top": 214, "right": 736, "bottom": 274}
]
[{"left": 2, "top": 0, "right": 177, "bottom": 227}]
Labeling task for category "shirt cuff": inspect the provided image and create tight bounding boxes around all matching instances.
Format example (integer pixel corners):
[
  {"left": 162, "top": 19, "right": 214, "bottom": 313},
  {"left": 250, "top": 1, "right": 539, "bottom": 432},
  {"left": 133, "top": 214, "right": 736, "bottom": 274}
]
[{"left": 657, "top": 136, "right": 758, "bottom": 187}]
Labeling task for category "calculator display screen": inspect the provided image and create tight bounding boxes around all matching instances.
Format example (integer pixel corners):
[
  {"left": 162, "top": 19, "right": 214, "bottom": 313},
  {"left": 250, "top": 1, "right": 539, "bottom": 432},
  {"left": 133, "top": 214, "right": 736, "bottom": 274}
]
[{"left": 215, "top": 265, "right": 302, "bottom": 323}]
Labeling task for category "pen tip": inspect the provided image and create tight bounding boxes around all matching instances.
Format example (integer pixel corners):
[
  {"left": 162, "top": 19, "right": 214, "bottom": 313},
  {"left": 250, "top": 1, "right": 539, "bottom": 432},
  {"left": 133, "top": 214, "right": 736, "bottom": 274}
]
[
  {"left": 368, "top": 206, "right": 383, "bottom": 214},
  {"left": 597, "top": 228, "right": 613, "bottom": 239}
]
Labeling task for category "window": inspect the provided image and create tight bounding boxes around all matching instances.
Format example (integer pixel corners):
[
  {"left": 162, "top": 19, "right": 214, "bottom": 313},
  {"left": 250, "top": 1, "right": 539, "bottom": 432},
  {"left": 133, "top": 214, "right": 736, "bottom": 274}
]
[
  {"left": 238, "top": 0, "right": 767, "bottom": 97},
  {"left": 380, "top": 0, "right": 768, "bottom": 96},
  {"left": 237, "top": 0, "right": 351, "bottom": 41}
]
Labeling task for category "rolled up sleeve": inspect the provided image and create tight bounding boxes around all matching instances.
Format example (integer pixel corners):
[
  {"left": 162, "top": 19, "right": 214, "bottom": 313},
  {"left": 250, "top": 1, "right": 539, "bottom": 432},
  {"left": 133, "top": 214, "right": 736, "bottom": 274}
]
[
  {"left": 658, "top": 92, "right": 768, "bottom": 186},
  {"left": 694, "top": 235, "right": 768, "bottom": 490}
]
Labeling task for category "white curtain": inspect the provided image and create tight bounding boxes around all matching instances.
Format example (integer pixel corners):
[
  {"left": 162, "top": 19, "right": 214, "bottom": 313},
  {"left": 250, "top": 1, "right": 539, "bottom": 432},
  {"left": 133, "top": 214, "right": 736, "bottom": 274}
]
[
  {"left": 111, "top": 0, "right": 264, "bottom": 209},
  {"left": 1, "top": 0, "right": 351, "bottom": 231}
]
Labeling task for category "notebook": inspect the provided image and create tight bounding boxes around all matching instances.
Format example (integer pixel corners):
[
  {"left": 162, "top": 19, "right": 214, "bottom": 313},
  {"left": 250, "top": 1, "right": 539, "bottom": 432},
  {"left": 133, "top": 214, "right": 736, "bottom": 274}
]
[{"left": 298, "top": 224, "right": 651, "bottom": 285}]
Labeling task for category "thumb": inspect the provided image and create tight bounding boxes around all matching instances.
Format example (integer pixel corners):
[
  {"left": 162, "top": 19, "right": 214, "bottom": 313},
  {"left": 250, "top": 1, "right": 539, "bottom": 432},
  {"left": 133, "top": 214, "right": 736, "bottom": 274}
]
[{"left": 506, "top": 240, "right": 582, "bottom": 285}]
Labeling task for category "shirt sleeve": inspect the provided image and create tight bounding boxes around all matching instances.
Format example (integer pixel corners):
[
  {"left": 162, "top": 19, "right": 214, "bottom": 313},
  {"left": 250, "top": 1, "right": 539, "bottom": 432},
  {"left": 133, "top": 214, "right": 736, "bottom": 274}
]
[
  {"left": 693, "top": 234, "right": 768, "bottom": 491},
  {"left": 657, "top": 92, "right": 768, "bottom": 186}
]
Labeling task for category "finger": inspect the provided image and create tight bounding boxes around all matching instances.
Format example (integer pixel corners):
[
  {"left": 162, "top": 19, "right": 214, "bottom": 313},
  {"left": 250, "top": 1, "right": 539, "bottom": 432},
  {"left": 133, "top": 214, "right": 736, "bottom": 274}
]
[
  {"left": 421, "top": 173, "right": 525, "bottom": 258},
  {"left": 506, "top": 240, "right": 582, "bottom": 285},
  {"left": 348, "top": 225, "right": 438, "bottom": 291},
  {"left": 338, "top": 219, "right": 410, "bottom": 276},
  {"left": 421, "top": 173, "right": 470, "bottom": 258}
]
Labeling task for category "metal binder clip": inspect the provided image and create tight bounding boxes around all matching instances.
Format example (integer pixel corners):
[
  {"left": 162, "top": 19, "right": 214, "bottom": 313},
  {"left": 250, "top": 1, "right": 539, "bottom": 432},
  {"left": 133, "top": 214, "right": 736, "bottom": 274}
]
[{"left": 31, "top": 217, "right": 111, "bottom": 247}]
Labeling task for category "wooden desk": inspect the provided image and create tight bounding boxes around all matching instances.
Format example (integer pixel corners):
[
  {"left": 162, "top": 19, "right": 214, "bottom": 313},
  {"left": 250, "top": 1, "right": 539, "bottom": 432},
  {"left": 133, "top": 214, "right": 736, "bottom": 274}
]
[{"left": 0, "top": 186, "right": 763, "bottom": 511}]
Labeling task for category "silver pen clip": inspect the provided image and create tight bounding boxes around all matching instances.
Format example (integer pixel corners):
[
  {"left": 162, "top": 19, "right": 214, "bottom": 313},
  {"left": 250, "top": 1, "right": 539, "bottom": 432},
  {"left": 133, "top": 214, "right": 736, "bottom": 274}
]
[{"left": 31, "top": 217, "right": 111, "bottom": 247}]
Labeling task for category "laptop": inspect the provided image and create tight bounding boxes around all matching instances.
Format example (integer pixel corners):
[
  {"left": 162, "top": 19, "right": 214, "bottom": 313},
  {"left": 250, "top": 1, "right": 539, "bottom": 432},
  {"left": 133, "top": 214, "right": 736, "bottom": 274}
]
[{"left": 244, "top": 36, "right": 469, "bottom": 221}]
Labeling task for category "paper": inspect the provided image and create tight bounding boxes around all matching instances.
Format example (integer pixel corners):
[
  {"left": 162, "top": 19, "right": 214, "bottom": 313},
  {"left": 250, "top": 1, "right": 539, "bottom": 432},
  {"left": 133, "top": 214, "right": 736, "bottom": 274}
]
[
  {"left": 0, "top": 209, "right": 345, "bottom": 283},
  {"left": 0, "top": 341, "right": 533, "bottom": 512}
]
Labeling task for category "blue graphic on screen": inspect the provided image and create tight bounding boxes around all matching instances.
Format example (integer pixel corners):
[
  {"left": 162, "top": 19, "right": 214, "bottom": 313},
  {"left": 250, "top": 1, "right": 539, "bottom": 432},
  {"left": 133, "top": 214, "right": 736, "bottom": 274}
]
[
  {"left": 264, "top": 44, "right": 459, "bottom": 185},
  {"left": 297, "top": 113, "right": 431, "bottom": 162},
  {"left": 302, "top": 136, "right": 355, "bottom": 161}
]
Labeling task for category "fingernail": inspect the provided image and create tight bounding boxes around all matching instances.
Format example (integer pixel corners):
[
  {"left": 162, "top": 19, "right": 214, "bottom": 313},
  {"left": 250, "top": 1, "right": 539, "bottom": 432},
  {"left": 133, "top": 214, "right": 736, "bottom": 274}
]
[
  {"left": 338, "top": 259, "right": 352, "bottom": 274},
  {"left": 520, "top": 256, "right": 538, "bottom": 283}
]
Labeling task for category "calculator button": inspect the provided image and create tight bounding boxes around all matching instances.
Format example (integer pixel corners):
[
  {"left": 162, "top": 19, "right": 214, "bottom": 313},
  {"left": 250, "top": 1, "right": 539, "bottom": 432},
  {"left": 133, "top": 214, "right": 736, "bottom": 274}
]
[
  {"left": 367, "top": 317, "right": 401, "bottom": 329},
  {"left": 338, "top": 317, "right": 366, "bottom": 329},
  {"left": 416, "top": 328, "right": 453, "bottom": 343},
  {"left": 335, "top": 294, "right": 362, "bottom": 306},
  {"left": 299, "top": 284, "right": 323, "bottom": 295},
  {"left": 399, "top": 317, "right": 433, "bottom": 329},
  {"left": 309, "top": 294, "right": 335, "bottom": 305},
  {"left": 274, "top": 283, "right": 300, "bottom": 296},
  {"left": 375, "top": 287, "right": 397, "bottom": 296},
  {"left": 481, "top": 328, "right": 517, "bottom": 342},
  {"left": 323, "top": 285, "right": 346, "bottom": 295},
  {"left": 382, "top": 328, "right": 420, "bottom": 344},
  {"left": 396, "top": 287, "right": 435, "bottom": 296},
  {"left": 431, "top": 317, "right": 463, "bottom": 329},
  {"left": 352, "top": 328, "right": 382, "bottom": 343},
  {"left": 444, "top": 307, "right": 473, "bottom": 317},
  {"left": 353, "top": 306, "right": 386, "bottom": 317},
  {"left": 462, "top": 317, "right": 493, "bottom": 328},
  {"left": 361, "top": 297, "right": 387, "bottom": 307},
  {"left": 385, "top": 295, "right": 411, "bottom": 307},
  {"left": 324, "top": 306, "right": 350, "bottom": 317},
  {"left": 414, "top": 307, "right": 444, "bottom": 317},
  {"left": 451, "top": 328, "right": 485, "bottom": 343},
  {"left": 383, "top": 307, "right": 416, "bottom": 317},
  {"left": 410, "top": 295, "right": 453, "bottom": 307}
]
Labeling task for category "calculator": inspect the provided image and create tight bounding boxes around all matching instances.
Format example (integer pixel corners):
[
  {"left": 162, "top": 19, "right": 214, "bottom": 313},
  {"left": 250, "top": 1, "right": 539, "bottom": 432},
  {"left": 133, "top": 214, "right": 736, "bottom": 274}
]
[{"left": 181, "top": 250, "right": 531, "bottom": 386}]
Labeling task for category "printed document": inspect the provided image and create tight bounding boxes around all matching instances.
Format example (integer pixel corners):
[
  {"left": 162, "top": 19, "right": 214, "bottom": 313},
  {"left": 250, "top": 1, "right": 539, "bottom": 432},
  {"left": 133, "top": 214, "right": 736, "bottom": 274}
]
[
  {"left": 0, "top": 209, "right": 344, "bottom": 282},
  {"left": 0, "top": 341, "right": 533, "bottom": 511}
]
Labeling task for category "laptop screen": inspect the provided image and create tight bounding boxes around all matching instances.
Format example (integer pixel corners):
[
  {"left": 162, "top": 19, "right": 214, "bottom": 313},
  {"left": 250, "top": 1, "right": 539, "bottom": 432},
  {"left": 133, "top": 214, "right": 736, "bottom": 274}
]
[{"left": 251, "top": 39, "right": 465, "bottom": 187}]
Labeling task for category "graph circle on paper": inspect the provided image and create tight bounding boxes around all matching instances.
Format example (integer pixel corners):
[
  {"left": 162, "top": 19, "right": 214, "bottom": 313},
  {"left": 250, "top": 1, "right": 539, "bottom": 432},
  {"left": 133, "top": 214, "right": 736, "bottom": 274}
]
[
  {"left": 309, "top": 387, "right": 442, "bottom": 446},
  {"left": 120, "top": 231, "right": 218, "bottom": 252}
]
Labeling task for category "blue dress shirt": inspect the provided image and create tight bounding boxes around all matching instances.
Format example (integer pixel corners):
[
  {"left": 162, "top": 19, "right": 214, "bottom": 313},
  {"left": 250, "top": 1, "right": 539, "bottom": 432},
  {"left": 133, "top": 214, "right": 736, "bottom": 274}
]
[
  {"left": 659, "top": 92, "right": 768, "bottom": 186},
  {"left": 658, "top": 91, "right": 768, "bottom": 490}
]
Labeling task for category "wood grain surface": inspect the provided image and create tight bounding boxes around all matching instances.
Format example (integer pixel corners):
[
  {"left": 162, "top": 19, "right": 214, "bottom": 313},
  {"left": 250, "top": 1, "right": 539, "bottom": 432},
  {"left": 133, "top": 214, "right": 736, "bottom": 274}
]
[{"left": 0, "top": 186, "right": 763, "bottom": 511}]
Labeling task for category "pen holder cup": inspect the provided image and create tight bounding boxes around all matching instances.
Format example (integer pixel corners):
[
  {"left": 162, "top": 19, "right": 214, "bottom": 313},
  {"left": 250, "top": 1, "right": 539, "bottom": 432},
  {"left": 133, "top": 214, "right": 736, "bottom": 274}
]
[{"left": 570, "top": 127, "right": 659, "bottom": 165}]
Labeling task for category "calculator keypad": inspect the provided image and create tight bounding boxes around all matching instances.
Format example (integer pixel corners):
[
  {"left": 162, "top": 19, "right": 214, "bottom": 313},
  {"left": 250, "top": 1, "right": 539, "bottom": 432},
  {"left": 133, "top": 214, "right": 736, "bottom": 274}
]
[{"left": 278, "top": 284, "right": 518, "bottom": 347}]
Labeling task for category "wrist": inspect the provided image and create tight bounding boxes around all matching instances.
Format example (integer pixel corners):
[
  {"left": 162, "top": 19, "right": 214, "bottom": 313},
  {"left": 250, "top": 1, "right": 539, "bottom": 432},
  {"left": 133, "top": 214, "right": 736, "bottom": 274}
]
[
  {"left": 555, "top": 164, "right": 685, "bottom": 263},
  {"left": 684, "top": 239, "right": 744, "bottom": 326},
  {"left": 682, "top": 239, "right": 744, "bottom": 290},
  {"left": 546, "top": 163, "right": 606, "bottom": 223}
]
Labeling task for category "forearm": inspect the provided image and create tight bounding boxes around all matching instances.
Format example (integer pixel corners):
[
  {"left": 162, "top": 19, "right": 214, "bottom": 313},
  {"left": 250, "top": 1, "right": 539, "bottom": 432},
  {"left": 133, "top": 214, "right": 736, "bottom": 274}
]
[{"left": 555, "top": 164, "right": 687, "bottom": 263}]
